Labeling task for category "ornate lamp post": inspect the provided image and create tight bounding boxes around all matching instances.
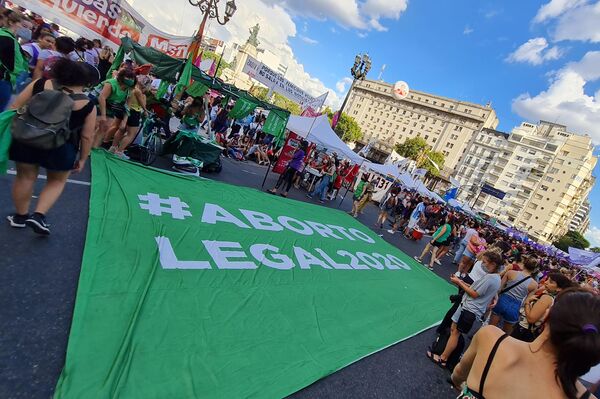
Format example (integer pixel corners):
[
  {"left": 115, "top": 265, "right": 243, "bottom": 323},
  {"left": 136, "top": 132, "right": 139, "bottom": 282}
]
[
  {"left": 187, "top": 0, "right": 237, "bottom": 58},
  {"left": 339, "top": 53, "right": 371, "bottom": 114}
]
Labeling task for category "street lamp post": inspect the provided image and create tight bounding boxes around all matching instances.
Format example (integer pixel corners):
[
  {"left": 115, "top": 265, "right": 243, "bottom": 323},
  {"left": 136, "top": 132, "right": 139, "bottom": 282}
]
[
  {"left": 187, "top": 0, "right": 237, "bottom": 59},
  {"left": 338, "top": 53, "right": 371, "bottom": 115}
]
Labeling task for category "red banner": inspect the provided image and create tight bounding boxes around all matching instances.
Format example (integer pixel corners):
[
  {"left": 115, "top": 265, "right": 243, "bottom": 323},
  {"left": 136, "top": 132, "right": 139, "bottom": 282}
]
[{"left": 273, "top": 132, "right": 302, "bottom": 174}]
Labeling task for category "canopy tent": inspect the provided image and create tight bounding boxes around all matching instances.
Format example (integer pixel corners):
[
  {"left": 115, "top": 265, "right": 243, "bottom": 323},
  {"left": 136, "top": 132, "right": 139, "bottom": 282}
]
[
  {"left": 363, "top": 162, "right": 402, "bottom": 178},
  {"left": 286, "top": 115, "right": 364, "bottom": 164},
  {"left": 397, "top": 173, "right": 417, "bottom": 189},
  {"left": 447, "top": 198, "right": 463, "bottom": 209}
]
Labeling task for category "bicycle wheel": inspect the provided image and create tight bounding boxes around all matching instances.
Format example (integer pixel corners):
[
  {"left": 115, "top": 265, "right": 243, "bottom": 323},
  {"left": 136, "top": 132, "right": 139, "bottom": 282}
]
[{"left": 140, "top": 134, "right": 158, "bottom": 165}]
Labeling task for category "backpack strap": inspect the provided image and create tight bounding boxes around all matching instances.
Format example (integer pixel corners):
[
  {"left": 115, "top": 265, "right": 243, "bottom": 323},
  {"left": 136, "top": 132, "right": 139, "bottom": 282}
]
[
  {"left": 69, "top": 93, "right": 90, "bottom": 101},
  {"left": 479, "top": 334, "right": 509, "bottom": 396},
  {"left": 500, "top": 275, "right": 531, "bottom": 295},
  {"left": 32, "top": 78, "right": 47, "bottom": 95}
]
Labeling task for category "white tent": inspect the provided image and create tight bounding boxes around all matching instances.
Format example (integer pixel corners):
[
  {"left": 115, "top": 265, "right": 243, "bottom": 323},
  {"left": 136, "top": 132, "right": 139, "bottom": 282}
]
[
  {"left": 285, "top": 115, "right": 365, "bottom": 164},
  {"left": 363, "top": 162, "right": 402, "bottom": 178},
  {"left": 447, "top": 198, "right": 463, "bottom": 209}
]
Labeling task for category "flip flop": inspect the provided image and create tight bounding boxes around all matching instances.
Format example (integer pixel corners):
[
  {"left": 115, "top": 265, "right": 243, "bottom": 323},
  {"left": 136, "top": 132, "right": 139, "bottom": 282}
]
[{"left": 426, "top": 351, "right": 447, "bottom": 368}]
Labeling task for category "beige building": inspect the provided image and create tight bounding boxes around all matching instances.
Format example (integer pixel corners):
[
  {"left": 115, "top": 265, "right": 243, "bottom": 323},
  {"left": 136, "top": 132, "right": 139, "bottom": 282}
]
[
  {"left": 569, "top": 200, "right": 591, "bottom": 234},
  {"left": 454, "top": 121, "right": 596, "bottom": 243},
  {"left": 344, "top": 79, "right": 499, "bottom": 172}
]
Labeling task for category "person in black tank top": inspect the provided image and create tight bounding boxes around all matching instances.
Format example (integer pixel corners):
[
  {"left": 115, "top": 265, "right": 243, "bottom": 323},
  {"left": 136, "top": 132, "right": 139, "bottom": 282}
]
[{"left": 6, "top": 58, "right": 97, "bottom": 235}]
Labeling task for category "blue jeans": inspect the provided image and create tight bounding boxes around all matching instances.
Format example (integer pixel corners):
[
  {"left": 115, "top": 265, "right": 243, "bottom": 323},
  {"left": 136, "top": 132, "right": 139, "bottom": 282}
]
[
  {"left": 0, "top": 80, "right": 13, "bottom": 112},
  {"left": 454, "top": 240, "right": 467, "bottom": 263},
  {"left": 311, "top": 175, "right": 331, "bottom": 201}
]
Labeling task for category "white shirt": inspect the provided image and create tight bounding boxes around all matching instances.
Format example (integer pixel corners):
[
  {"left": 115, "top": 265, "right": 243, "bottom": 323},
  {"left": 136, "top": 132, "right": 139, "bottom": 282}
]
[
  {"left": 468, "top": 260, "right": 488, "bottom": 282},
  {"left": 463, "top": 228, "right": 478, "bottom": 243},
  {"left": 70, "top": 50, "right": 96, "bottom": 65}
]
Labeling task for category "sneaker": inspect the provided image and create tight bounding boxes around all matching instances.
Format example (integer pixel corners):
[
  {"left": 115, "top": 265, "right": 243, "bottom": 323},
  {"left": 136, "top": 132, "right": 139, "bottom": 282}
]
[
  {"left": 428, "top": 266, "right": 434, "bottom": 271},
  {"left": 7, "top": 213, "right": 28, "bottom": 228},
  {"left": 319, "top": 200, "right": 324, "bottom": 204},
  {"left": 117, "top": 151, "right": 130, "bottom": 160},
  {"left": 387, "top": 229, "right": 396, "bottom": 235},
  {"left": 377, "top": 233, "right": 384, "bottom": 237},
  {"left": 25, "top": 212, "right": 50, "bottom": 235},
  {"left": 413, "top": 256, "right": 422, "bottom": 263},
  {"left": 434, "top": 259, "right": 441, "bottom": 265},
  {"left": 306, "top": 194, "right": 313, "bottom": 199}
]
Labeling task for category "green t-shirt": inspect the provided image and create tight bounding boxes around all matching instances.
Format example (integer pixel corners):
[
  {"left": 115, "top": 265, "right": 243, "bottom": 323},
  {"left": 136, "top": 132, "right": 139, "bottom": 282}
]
[
  {"left": 354, "top": 181, "right": 366, "bottom": 198},
  {"left": 105, "top": 78, "right": 129, "bottom": 104},
  {"left": 433, "top": 223, "right": 452, "bottom": 243}
]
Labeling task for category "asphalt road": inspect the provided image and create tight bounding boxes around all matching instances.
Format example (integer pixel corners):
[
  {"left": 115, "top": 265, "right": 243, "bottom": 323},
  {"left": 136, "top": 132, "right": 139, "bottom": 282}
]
[{"left": 0, "top": 154, "right": 459, "bottom": 399}]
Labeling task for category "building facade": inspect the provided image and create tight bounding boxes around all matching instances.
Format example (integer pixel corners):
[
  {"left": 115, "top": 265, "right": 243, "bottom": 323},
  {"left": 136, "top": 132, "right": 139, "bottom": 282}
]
[
  {"left": 454, "top": 121, "right": 596, "bottom": 243},
  {"left": 344, "top": 79, "right": 499, "bottom": 172},
  {"left": 569, "top": 200, "right": 591, "bottom": 234}
]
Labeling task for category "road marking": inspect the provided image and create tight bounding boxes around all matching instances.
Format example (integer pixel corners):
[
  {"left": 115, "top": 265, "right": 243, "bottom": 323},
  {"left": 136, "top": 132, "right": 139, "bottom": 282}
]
[
  {"left": 6, "top": 170, "right": 91, "bottom": 186},
  {"left": 241, "top": 169, "right": 257, "bottom": 175}
]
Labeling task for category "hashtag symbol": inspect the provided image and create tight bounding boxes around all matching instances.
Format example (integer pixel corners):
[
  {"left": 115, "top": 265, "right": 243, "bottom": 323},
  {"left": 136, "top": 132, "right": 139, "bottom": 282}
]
[{"left": 138, "top": 193, "right": 192, "bottom": 220}]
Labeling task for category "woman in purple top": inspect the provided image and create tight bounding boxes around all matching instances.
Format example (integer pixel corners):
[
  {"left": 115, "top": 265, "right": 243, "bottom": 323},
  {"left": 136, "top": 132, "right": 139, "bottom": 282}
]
[{"left": 268, "top": 140, "right": 307, "bottom": 198}]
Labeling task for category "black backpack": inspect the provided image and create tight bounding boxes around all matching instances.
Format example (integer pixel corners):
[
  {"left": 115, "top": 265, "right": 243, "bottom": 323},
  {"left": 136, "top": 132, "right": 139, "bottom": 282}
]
[{"left": 12, "top": 80, "right": 88, "bottom": 150}]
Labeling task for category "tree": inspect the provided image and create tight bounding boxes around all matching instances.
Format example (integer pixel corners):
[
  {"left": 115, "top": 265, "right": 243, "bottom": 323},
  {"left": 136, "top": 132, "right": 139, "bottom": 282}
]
[
  {"left": 590, "top": 247, "right": 600, "bottom": 253},
  {"left": 199, "top": 49, "right": 230, "bottom": 78},
  {"left": 552, "top": 230, "right": 590, "bottom": 252},
  {"left": 394, "top": 137, "right": 446, "bottom": 177},
  {"left": 324, "top": 108, "right": 363, "bottom": 143}
]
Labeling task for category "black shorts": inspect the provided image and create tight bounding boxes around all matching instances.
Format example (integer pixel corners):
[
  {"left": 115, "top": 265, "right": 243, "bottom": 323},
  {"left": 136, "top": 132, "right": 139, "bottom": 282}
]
[
  {"left": 127, "top": 110, "right": 142, "bottom": 127},
  {"left": 452, "top": 306, "right": 477, "bottom": 334},
  {"left": 10, "top": 140, "right": 77, "bottom": 171},
  {"left": 106, "top": 102, "right": 126, "bottom": 120},
  {"left": 432, "top": 239, "right": 451, "bottom": 247}
]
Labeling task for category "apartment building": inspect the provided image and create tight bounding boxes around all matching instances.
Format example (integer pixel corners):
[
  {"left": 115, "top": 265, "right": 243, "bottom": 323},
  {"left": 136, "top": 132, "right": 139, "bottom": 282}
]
[
  {"left": 569, "top": 200, "right": 591, "bottom": 234},
  {"left": 454, "top": 121, "right": 596, "bottom": 243},
  {"left": 344, "top": 79, "right": 499, "bottom": 172}
]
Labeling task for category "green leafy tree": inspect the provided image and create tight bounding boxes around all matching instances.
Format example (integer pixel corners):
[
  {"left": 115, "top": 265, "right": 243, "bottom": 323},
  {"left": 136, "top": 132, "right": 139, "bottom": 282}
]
[
  {"left": 248, "top": 86, "right": 302, "bottom": 115},
  {"left": 552, "top": 230, "right": 590, "bottom": 251},
  {"left": 200, "top": 49, "right": 230, "bottom": 78},
  {"left": 590, "top": 247, "right": 600, "bottom": 253},
  {"left": 324, "top": 108, "right": 363, "bottom": 143},
  {"left": 394, "top": 137, "right": 446, "bottom": 176}
]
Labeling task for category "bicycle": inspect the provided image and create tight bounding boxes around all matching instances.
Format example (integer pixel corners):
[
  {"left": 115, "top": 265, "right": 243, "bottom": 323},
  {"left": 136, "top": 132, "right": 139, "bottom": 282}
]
[{"left": 125, "top": 112, "right": 164, "bottom": 165}]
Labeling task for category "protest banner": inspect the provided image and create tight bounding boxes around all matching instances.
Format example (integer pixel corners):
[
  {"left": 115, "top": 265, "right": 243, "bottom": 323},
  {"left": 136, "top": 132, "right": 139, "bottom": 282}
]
[
  {"left": 54, "top": 150, "right": 454, "bottom": 398},
  {"left": 13, "top": 0, "right": 193, "bottom": 57}
]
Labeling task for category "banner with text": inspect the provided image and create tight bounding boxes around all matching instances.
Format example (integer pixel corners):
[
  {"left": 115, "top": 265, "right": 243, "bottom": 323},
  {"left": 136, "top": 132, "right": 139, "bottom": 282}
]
[
  {"left": 13, "top": 0, "right": 193, "bottom": 58},
  {"left": 243, "top": 55, "right": 327, "bottom": 108},
  {"left": 54, "top": 150, "right": 453, "bottom": 399}
]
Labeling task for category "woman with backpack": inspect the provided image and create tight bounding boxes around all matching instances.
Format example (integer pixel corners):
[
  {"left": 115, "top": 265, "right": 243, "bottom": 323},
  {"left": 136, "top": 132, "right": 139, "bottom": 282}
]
[
  {"left": 7, "top": 59, "right": 97, "bottom": 235},
  {"left": 96, "top": 67, "right": 136, "bottom": 147},
  {"left": 0, "top": 10, "right": 30, "bottom": 111}
]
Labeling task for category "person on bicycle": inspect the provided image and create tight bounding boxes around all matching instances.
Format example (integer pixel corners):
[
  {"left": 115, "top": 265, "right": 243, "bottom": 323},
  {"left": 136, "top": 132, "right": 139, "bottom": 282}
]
[
  {"left": 95, "top": 67, "right": 136, "bottom": 147},
  {"left": 109, "top": 75, "right": 150, "bottom": 158}
]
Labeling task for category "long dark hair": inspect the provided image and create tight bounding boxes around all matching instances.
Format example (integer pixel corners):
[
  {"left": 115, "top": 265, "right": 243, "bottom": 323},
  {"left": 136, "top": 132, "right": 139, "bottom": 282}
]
[{"left": 547, "top": 288, "right": 600, "bottom": 399}]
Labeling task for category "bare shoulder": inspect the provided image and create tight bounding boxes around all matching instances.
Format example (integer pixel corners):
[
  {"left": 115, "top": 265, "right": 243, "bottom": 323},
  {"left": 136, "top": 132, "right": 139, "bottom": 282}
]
[{"left": 474, "top": 326, "right": 523, "bottom": 362}]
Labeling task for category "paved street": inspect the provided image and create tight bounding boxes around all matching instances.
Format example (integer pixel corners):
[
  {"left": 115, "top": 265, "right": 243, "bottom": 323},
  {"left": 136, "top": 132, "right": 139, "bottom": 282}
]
[{"left": 0, "top": 154, "right": 459, "bottom": 399}]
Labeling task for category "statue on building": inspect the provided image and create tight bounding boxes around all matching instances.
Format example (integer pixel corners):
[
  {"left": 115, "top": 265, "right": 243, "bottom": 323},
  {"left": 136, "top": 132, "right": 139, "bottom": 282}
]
[{"left": 247, "top": 23, "right": 260, "bottom": 47}]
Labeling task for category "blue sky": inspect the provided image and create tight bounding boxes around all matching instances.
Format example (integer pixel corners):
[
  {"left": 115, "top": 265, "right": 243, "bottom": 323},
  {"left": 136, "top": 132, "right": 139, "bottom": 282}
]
[{"left": 137, "top": 0, "right": 600, "bottom": 243}]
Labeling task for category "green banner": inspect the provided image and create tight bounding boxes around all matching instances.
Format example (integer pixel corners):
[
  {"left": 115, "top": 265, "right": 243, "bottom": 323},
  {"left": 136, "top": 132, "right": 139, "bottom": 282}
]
[
  {"left": 54, "top": 150, "right": 453, "bottom": 398},
  {"left": 263, "top": 109, "right": 290, "bottom": 139},
  {"left": 228, "top": 96, "right": 257, "bottom": 120},
  {"left": 185, "top": 81, "right": 209, "bottom": 98}
]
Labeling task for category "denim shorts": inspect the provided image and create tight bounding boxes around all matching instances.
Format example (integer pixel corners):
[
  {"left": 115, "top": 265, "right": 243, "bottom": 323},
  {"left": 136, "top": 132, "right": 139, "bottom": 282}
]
[
  {"left": 493, "top": 294, "right": 521, "bottom": 324},
  {"left": 463, "top": 248, "right": 476, "bottom": 260}
]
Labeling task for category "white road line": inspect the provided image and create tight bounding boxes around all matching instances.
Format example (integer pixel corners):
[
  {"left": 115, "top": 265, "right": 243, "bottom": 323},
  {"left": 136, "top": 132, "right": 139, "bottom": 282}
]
[{"left": 6, "top": 170, "right": 91, "bottom": 186}]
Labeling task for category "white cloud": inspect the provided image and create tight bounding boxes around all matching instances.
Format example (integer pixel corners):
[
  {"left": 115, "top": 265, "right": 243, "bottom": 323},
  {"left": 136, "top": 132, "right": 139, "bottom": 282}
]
[
  {"left": 533, "top": 0, "right": 587, "bottom": 23},
  {"left": 553, "top": 1, "right": 600, "bottom": 43},
  {"left": 585, "top": 225, "right": 600, "bottom": 247},
  {"left": 261, "top": 0, "right": 408, "bottom": 31},
  {"left": 126, "top": 0, "right": 343, "bottom": 109},
  {"left": 463, "top": 26, "right": 474, "bottom": 35},
  {"left": 299, "top": 35, "right": 318, "bottom": 45},
  {"left": 357, "top": 32, "right": 369, "bottom": 39},
  {"left": 336, "top": 77, "right": 353, "bottom": 93},
  {"left": 506, "top": 37, "right": 563, "bottom": 65},
  {"left": 512, "top": 51, "right": 600, "bottom": 143}
]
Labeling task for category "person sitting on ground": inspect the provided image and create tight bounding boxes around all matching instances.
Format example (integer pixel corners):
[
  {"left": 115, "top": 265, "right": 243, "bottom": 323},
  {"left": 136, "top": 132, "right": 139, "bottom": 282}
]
[
  {"left": 7, "top": 59, "right": 97, "bottom": 235},
  {"left": 451, "top": 288, "right": 600, "bottom": 399},
  {"left": 95, "top": 67, "right": 136, "bottom": 147},
  {"left": 490, "top": 257, "right": 539, "bottom": 334},
  {"left": 428, "top": 251, "right": 503, "bottom": 367},
  {"left": 511, "top": 272, "right": 573, "bottom": 342}
]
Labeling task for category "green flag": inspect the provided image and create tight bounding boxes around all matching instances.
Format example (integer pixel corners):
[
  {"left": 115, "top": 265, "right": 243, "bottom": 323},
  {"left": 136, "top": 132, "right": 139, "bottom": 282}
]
[
  {"left": 105, "top": 45, "right": 125, "bottom": 80},
  {"left": 174, "top": 55, "right": 193, "bottom": 95},
  {"left": 185, "top": 81, "right": 209, "bottom": 98},
  {"left": 262, "top": 109, "right": 290, "bottom": 139},
  {"left": 54, "top": 150, "right": 453, "bottom": 399},
  {"left": 154, "top": 80, "right": 169, "bottom": 100},
  {"left": 0, "top": 110, "right": 15, "bottom": 174},
  {"left": 228, "top": 96, "right": 257, "bottom": 119}
]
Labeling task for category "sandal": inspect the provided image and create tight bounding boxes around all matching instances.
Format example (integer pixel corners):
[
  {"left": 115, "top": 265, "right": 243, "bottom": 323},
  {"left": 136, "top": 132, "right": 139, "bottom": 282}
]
[
  {"left": 280, "top": 193, "right": 288, "bottom": 198},
  {"left": 426, "top": 351, "right": 447, "bottom": 368},
  {"left": 267, "top": 189, "right": 277, "bottom": 195}
]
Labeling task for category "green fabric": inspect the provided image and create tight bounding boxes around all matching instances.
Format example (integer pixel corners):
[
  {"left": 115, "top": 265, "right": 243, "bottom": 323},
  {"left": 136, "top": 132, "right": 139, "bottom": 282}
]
[
  {"left": 355, "top": 180, "right": 366, "bottom": 198},
  {"left": 53, "top": 150, "right": 454, "bottom": 398},
  {"left": 185, "top": 81, "right": 209, "bottom": 98},
  {"left": 433, "top": 223, "right": 452, "bottom": 243},
  {"left": 0, "top": 110, "right": 15, "bottom": 174},
  {"left": 0, "top": 28, "right": 28, "bottom": 88},
  {"left": 174, "top": 56, "right": 193, "bottom": 95},
  {"left": 155, "top": 80, "right": 169, "bottom": 100},
  {"left": 180, "top": 113, "right": 200, "bottom": 128},
  {"left": 105, "top": 79, "right": 128, "bottom": 104},
  {"left": 263, "top": 109, "right": 290, "bottom": 139},
  {"left": 228, "top": 96, "right": 257, "bottom": 119},
  {"left": 105, "top": 45, "right": 124, "bottom": 81},
  {"left": 161, "top": 130, "right": 222, "bottom": 164}
]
